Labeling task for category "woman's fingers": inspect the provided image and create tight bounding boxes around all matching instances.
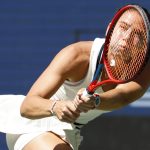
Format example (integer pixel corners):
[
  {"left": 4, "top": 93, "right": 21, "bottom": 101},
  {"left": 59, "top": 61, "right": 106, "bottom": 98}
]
[{"left": 53, "top": 100, "right": 80, "bottom": 123}]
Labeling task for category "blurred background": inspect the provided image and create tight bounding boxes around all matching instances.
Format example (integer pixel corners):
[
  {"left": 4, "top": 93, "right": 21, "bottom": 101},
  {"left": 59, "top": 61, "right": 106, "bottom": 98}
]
[{"left": 0, "top": 0, "right": 150, "bottom": 149}]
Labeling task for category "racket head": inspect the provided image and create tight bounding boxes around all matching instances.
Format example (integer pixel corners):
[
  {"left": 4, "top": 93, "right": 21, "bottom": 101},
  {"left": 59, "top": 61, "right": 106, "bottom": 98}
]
[{"left": 103, "top": 4, "right": 150, "bottom": 83}]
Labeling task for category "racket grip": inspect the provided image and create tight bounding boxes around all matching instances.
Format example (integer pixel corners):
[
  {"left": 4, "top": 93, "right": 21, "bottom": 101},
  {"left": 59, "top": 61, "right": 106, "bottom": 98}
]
[
  {"left": 82, "top": 89, "right": 93, "bottom": 98},
  {"left": 82, "top": 89, "right": 101, "bottom": 107}
]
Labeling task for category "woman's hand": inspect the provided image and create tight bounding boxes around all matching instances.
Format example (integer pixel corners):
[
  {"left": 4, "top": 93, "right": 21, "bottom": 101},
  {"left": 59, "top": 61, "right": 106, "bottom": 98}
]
[
  {"left": 52, "top": 100, "right": 81, "bottom": 123},
  {"left": 73, "top": 88, "right": 96, "bottom": 113},
  {"left": 51, "top": 88, "right": 98, "bottom": 123}
]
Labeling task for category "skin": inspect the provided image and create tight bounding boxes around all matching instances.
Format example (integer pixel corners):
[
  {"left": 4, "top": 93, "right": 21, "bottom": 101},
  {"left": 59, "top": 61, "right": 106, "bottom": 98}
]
[
  {"left": 22, "top": 132, "right": 72, "bottom": 150},
  {"left": 20, "top": 9, "right": 150, "bottom": 150},
  {"left": 108, "top": 9, "right": 147, "bottom": 81}
]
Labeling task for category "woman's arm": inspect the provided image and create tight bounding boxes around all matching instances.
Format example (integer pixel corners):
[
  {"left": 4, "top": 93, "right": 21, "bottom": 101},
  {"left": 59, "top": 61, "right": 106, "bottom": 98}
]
[
  {"left": 97, "top": 60, "right": 150, "bottom": 111},
  {"left": 20, "top": 41, "right": 93, "bottom": 122},
  {"left": 74, "top": 60, "right": 150, "bottom": 111}
]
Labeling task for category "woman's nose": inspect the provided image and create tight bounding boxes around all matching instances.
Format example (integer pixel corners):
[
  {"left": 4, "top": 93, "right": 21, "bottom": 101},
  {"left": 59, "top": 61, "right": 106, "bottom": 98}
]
[{"left": 123, "top": 28, "right": 132, "bottom": 41}]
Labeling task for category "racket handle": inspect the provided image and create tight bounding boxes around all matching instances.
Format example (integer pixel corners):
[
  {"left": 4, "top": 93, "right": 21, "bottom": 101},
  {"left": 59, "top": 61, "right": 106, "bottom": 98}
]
[
  {"left": 82, "top": 89, "right": 101, "bottom": 107},
  {"left": 82, "top": 89, "right": 93, "bottom": 98}
]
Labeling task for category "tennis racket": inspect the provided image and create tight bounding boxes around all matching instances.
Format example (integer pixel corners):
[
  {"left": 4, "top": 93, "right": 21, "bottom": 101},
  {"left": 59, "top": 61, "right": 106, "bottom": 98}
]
[{"left": 83, "top": 4, "right": 150, "bottom": 101}]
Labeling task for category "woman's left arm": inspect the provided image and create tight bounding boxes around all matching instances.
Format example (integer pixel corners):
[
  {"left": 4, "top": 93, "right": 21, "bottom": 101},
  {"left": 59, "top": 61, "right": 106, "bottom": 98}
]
[
  {"left": 97, "top": 61, "right": 150, "bottom": 111},
  {"left": 74, "top": 61, "right": 150, "bottom": 111}
]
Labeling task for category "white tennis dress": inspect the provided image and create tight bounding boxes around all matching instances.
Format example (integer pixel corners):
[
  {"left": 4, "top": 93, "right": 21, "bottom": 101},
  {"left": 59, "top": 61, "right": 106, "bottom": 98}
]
[{"left": 0, "top": 38, "right": 109, "bottom": 150}]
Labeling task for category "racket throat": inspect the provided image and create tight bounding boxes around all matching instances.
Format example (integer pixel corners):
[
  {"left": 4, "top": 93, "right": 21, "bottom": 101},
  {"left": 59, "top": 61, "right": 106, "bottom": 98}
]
[
  {"left": 87, "top": 80, "right": 98, "bottom": 94},
  {"left": 87, "top": 79, "right": 120, "bottom": 94}
]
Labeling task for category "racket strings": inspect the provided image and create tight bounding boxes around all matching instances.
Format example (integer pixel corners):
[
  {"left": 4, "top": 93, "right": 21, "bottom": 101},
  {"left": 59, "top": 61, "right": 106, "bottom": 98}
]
[{"left": 106, "top": 7, "right": 148, "bottom": 81}]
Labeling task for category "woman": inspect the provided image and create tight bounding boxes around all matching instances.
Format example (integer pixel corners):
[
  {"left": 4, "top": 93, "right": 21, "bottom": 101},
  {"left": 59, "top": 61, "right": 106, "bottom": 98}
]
[{"left": 6, "top": 5, "right": 150, "bottom": 150}]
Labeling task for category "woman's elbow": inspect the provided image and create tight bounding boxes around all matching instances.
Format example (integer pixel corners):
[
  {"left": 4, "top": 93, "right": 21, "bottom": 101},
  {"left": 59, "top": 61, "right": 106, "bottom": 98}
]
[
  {"left": 20, "top": 103, "right": 28, "bottom": 117},
  {"left": 20, "top": 99, "right": 32, "bottom": 118}
]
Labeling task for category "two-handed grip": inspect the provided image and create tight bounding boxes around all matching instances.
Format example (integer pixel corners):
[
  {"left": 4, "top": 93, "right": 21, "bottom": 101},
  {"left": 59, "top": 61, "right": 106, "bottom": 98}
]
[
  {"left": 82, "top": 89, "right": 101, "bottom": 107},
  {"left": 81, "top": 89, "right": 93, "bottom": 101}
]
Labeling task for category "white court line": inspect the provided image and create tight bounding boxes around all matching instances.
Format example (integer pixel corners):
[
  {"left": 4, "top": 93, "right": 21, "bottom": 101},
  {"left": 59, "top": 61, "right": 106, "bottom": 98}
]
[
  {"left": 130, "top": 92, "right": 150, "bottom": 108},
  {"left": 130, "top": 101, "right": 150, "bottom": 107}
]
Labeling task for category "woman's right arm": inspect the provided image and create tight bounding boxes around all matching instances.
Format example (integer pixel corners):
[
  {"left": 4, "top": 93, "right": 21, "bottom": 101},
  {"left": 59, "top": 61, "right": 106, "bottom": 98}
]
[{"left": 20, "top": 41, "right": 93, "bottom": 123}]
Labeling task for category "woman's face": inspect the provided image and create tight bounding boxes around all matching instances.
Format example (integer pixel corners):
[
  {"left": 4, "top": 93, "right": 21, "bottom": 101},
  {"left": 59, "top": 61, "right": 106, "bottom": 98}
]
[{"left": 108, "top": 8, "right": 146, "bottom": 67}]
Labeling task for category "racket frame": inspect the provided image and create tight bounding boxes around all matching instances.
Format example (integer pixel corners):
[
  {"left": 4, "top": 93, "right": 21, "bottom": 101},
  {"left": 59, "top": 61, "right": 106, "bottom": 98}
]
[{"left": 87, "top": 4, "right": 150, "bottom": 94}]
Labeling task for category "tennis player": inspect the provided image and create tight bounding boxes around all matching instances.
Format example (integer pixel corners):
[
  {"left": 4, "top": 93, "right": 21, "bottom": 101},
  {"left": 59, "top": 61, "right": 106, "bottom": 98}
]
[{"left": 5, "top": 5, "right": 150, "bottom": 150}]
